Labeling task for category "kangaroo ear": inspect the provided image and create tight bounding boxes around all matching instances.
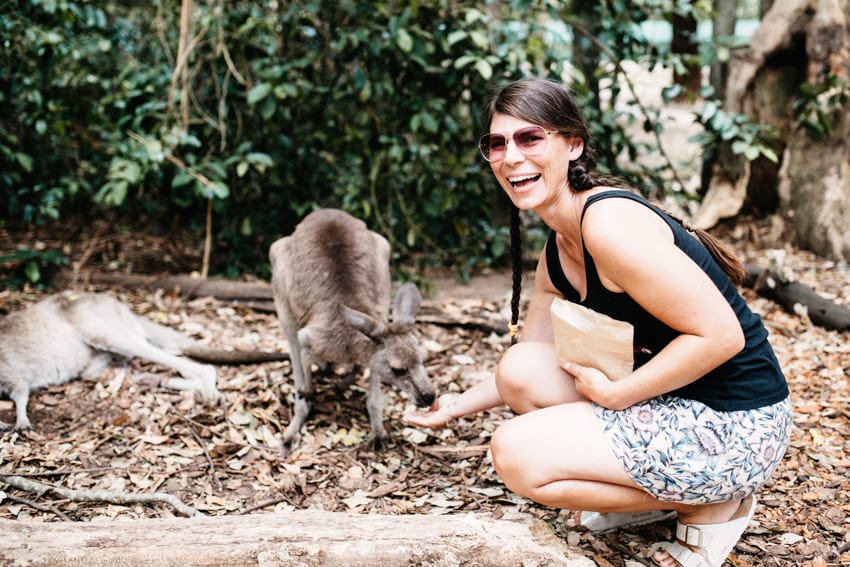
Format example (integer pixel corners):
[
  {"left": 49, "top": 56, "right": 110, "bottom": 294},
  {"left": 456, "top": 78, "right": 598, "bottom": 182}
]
[
  {"left": 392, "top": 282, "right": 422, "bottom": 326},
  {"left": 340, "top": 305, "right": 387, "bottom": 339}
]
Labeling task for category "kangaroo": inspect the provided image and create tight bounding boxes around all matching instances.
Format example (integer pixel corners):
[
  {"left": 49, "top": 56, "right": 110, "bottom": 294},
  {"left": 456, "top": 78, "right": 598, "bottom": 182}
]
[
  {"left": 270, "top": 208, "right": 435, "bottom": 455},
  {"left": 0, "top": 291, "right": 289, "bottom": 431}
]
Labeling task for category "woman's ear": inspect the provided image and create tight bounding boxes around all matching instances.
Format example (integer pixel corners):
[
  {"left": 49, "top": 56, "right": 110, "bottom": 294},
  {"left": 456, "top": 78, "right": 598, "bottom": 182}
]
[{"left": 567, "top": 137, "right": 584, "bottom": 160}]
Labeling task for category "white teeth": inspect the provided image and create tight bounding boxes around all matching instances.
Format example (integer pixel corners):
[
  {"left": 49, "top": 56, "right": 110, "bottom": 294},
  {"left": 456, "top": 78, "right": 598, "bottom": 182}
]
[{"left": 509, "top": 174, "right": 538, "bottom": 183}]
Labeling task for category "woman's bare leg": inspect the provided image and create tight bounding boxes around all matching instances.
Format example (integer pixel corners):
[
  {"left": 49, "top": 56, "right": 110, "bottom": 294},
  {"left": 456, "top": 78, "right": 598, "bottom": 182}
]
[
  {"left": 492, "top": 341, "right": 748, "bottom": 566},
  {"left": 491, "top": 401, "right": 738, "bottom": 513},
  {"left": 495, "top": 341, "right": 586, "bottom": 412}
]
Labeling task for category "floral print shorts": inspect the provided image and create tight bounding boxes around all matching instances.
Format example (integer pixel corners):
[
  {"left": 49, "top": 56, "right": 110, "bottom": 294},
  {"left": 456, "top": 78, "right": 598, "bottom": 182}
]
[{"left": 593, "top": 396, "right": 792, "bottom": 504}]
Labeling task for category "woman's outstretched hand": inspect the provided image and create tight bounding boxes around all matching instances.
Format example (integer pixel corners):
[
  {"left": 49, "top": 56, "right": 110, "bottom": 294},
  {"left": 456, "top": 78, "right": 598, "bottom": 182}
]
[{"left": 402, "top": 393, "right": 458, "bottom": 429}]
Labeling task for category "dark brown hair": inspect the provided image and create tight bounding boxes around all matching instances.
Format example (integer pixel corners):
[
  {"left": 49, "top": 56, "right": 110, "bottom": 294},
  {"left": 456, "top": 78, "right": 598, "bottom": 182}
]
[{"left": 484, "top": 78, "right": 746, "bottom": 342}]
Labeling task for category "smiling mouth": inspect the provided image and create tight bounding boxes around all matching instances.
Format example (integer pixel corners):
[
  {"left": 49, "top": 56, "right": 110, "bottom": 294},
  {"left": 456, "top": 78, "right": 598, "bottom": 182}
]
[{"left": 509, "top": 174, "right": 541, "bottom": 189}]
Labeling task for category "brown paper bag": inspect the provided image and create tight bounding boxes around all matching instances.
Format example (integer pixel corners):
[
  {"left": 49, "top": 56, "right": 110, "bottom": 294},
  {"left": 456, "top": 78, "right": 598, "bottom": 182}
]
[{"left": 550, "top": 297, "right": 634, "bottom": 381}]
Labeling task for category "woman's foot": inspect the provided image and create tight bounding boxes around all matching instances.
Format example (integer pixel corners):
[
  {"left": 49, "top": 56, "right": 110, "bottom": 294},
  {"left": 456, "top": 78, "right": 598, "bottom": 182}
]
[
  {"left": 572, "top": 509, "right": 677, "bottom": 534},
  {"left": 652, "top": 496, "right": 757, "bottom": 567}
]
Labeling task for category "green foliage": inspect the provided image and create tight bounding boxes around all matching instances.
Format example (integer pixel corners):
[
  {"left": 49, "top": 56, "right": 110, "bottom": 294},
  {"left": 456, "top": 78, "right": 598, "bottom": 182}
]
[
  {"left": 0, "top": 248, "right": 69, "bottom": 289},
  {"left": 794, "top": 75, "right": 850, "bottom": 141},
  {"left": 0, "top": 0, "right": 771, "bottom": 278},
  {"left": 687, "top": 90, "right": 779, "bottom": 163}
]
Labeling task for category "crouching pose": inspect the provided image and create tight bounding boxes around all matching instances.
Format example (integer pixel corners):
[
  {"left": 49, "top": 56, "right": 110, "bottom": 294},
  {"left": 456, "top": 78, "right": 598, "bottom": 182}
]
[{"left": 405, "top": 77, "right": 791, "bottom": 567}]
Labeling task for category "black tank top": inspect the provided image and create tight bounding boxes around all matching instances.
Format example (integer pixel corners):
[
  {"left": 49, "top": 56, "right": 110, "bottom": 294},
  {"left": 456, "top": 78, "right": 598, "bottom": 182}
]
[{"left": 545, "top": 190, "right": 788, "bottom": 411}]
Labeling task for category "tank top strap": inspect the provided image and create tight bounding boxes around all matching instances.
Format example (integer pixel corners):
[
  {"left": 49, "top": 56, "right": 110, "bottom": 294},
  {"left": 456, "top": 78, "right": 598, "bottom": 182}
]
[{"left": 579, "top": 190, "right": 645, "bottom": 228}]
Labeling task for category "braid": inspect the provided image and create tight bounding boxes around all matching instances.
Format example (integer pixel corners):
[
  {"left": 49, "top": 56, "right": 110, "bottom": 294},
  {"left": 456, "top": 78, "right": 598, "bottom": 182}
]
[
  {"left": 567, "top": 153, "right": 595, "bottom": 191},
  {"left": 509, "top": 204, "right": 522, "bottom": 345},
  {"left": 567, "top": 146, "right": 619, "bottom": 191}
]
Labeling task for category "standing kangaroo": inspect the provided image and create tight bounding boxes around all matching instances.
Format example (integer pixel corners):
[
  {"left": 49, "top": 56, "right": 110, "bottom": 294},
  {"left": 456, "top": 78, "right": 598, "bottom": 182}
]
[{"left": 270, "top": 208, "right": 435, "bottom": 455}]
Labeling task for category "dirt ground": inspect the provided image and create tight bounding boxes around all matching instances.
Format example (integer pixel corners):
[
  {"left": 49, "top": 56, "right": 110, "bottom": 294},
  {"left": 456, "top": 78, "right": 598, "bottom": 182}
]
[{"left": 1, "top": 216, "right": 849, "bottom": 566}]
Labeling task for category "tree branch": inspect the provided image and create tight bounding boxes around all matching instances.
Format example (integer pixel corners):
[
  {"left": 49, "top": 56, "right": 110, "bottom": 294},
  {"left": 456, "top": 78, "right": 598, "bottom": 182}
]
[{"left": 0, "top": 475, "right": 203, "bottom": 518}]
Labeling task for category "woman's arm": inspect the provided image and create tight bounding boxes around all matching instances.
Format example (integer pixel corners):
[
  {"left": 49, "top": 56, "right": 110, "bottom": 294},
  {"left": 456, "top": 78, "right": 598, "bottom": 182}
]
[
  {"left": 404, "top": 241, "right": 565, "bottom": 429},
  {"left": 575, "top": 198, "right": 744, "bottom": 410}
]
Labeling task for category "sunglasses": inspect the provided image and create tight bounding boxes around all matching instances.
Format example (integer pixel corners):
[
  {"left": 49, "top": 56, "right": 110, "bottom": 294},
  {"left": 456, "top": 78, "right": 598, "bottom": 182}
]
[{"left": 478, "top": 125, "right": 558, "bottom": 162}]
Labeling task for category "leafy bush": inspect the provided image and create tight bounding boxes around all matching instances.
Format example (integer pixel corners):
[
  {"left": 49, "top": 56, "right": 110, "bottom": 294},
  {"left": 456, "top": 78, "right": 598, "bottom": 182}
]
[
  {"left": 0, "top": 0, "right": 731, "bottom": 278},
  {"left": 0, "top": 248, "right": 69, "bottom": 289}
]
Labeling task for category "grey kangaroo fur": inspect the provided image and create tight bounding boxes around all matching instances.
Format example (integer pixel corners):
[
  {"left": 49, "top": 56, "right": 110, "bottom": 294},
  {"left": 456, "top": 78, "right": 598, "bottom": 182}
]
[
  {"left": 0, "top": 291, "right": 289, "bottom": 431},
  {"left": 270, "top": 208, "right": 435, "bottom": 454}
]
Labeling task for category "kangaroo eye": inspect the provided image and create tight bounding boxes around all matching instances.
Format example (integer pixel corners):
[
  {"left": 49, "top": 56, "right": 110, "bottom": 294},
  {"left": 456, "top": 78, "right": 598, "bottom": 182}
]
[{"left": 391, "top": 367, "right": 406, "bottom": 377}]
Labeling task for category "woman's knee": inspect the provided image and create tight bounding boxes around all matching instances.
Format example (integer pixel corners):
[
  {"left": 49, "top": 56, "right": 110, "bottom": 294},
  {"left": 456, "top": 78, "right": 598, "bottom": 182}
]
[
  {"left": 490, "top": 420, "right": 531, "bottom": 495},
  {"left": 495, "top": 341, "right": 578, "bottom": 412},
  {"left": 491, "top": 418, "right": 573, "bottom": 502},
  {"left": 496, "top": 343, "right": 545, "bottom": 400},
  {"left": 494, "top": 344, "right": 524, "bottom": 407}
]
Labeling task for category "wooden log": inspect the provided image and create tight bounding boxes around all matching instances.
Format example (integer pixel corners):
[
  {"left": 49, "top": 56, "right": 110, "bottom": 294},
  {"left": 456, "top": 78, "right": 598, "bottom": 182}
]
[
  {"left": 57, "top": 266, "right": 849, "bottom": 333},
  {"left": 55, "top": 269, "right": 512, "bottom": 336},
  {"left": 56, "top": 269, "right": 275, "bottom": 301},
  {"left": 744, "top": 264, "right": 850, "bottom": 331},
  {"left": 0, "top": 511, "right": 595, "bottom": 567}
]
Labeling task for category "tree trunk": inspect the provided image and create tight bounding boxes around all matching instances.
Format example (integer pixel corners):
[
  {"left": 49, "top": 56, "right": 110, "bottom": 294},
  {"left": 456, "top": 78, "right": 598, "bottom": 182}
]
[
  {"left": 0, "top": 511, "right": 594, "bottom": 567},
  {"left": 693, "top": 0, "right": 850, "bottom": 262},
  {"left": 671, "top": 9, "right": 702, "bottom": 97},
  {"left": 709, "top": 0, "right": 739, "bottom": 95}
]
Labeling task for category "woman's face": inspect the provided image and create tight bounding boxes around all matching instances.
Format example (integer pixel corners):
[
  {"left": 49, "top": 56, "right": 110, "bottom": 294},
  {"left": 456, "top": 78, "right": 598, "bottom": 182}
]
[{"left": 486, "top": 112, "right": 582, "bottom": 211}]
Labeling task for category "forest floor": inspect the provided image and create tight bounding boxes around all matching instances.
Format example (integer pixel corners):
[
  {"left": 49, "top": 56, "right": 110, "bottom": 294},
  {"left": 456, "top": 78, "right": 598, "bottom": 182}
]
[{"left": 1, "top": 214, "right": 849, "bottom": 567}]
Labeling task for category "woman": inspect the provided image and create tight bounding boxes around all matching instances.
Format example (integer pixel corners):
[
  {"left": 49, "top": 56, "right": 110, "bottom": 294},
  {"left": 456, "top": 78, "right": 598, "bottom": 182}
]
[{"left": 404, "top": 77, "right": 791, "bottom": 567}]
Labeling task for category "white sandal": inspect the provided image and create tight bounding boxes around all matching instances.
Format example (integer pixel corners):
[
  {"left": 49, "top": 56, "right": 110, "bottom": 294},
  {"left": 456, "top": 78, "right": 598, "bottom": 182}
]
[
  {"left": 579, "top": 509, "right": 677, "bottom": 534},
  {"left": 652, "top": 495, "right": 757, "bottom": 567}
]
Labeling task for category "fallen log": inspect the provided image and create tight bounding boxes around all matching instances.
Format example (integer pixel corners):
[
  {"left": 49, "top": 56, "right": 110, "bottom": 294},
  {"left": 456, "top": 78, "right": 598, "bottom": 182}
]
[
  {"left": 744, "top": 264, "right": 850, "bottom": 331},
  {"left": 56, "top": 269, "right": 275, "bottom": 301},
  {"left": 0, "top": 510, "right": 594, "bottom": 567},
  {"left": 57, "top": 266, "right": 849, "bottom": 333},
  {"left": 55, "top": 269, "right": 512, "bottom": 336}
]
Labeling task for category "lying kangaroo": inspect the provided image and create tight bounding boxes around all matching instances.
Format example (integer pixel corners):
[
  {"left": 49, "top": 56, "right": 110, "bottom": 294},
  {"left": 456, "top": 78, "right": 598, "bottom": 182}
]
[
  {"left": 270, "top": 208, "right": 435, "bottom": 455},
  {"left": 0, "top": 291, "right": 289, "bottom": 431}
]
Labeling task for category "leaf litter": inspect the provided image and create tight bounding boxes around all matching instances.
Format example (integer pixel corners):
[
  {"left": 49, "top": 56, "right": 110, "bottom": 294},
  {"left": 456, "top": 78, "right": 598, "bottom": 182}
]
[{"left": 0, "top": 233, "right": 848, "bottom": 566}]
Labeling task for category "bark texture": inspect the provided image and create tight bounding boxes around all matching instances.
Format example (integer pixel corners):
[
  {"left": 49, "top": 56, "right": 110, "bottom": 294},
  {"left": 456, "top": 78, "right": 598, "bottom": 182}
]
[
  {"left": 744, "top": 264, "right": 850, "bottom": 330},
  {"left": 694, "top": 0, "right": 850, "bottom": 262},
  {"left": 0, "top": 511, "right": 594, "bottom": 567}
]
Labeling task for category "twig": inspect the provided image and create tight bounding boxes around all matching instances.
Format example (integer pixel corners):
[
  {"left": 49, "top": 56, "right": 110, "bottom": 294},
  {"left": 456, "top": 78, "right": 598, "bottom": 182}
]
[
  {"left": 126, "top": 131, "right": 216, "bottom": 188},
  {"left": 215, "top": 0, "right": 247, "bottom": 88},
  {"left": 73, "top": 233, "right": 123, "bottom": 283},
  {"left": 2, "top": 492, "right": 72, "bottom": 521},
  {"left": 367, "top": 151, "right": 397, "bottom": 248},
  {"left": 201, "top": 197, "right": 212, "bottom": 280},
  {"left": 604, "top": 537, "right": 654, "bottom": 566},
  {"left": 2, "top": 467, "right": 121, "bottom": 479},
  {"left": 236, "top": 495, "right": 290, "bottom": 515},
  {"left": 176, "top": 414, "right": 221, "bottom": 491},
  {"left": 0, "top": 475, "right": 203, "bottom": 518}
]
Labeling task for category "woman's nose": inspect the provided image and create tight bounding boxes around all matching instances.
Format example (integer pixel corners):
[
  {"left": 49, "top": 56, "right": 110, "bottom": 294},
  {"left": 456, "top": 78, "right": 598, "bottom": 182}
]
[{"left": 502, "top": 138, "right": 525, "bottom": 164}]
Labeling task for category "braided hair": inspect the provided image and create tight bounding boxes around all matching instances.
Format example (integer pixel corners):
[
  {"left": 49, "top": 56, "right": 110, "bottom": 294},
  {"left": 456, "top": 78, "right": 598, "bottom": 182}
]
[{"left": 485, "top": 78, "right": 746, "bottom": 343}]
